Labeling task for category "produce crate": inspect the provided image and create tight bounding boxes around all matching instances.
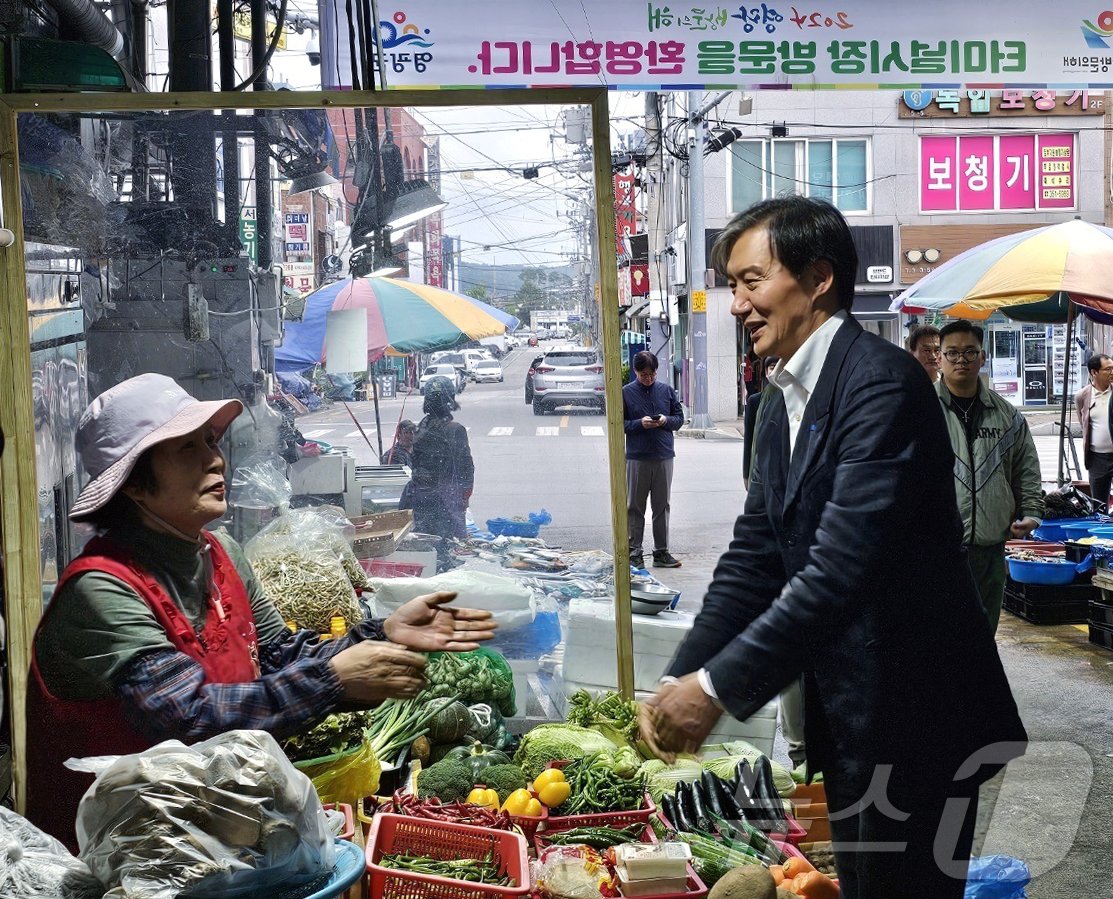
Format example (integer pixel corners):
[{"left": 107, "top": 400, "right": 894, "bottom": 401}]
[
  {"left": 1089, "top": 598, "right": 1113, "bottom": 628},
  {"left": 1003, "top": 578, "right": 1096, "bottom": 605},
  {"left": 544, "top": 792, "right": 658, "bottom": 831},
  {"left": 1089, "top": 621, "right": 1113, "bottom": 651},
  {"left": 772, "top": 839, "right": 839, "bottom": 888},
  {"left": 486, "top": 517, "right": 541, "bottom": 538},
  {"left": 347, "top": 509, "right": 414, "bottom": 559},
  {"left": 365, "top": 814, "right": 529, "bottom": 897},
  {"left": 1002, "top": 591, "right": 1090, "bottom": 625}
]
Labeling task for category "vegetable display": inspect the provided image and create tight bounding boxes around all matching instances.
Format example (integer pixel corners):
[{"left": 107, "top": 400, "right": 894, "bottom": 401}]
[
  {"left": 370, "top": 790, "right": 516, "bottom": 830},
  {"left": 425, "top": 699, "right": 474, "bottom": 744},
  {"left": 543, "top": 824, "right": 646, "bottom": 849},
  {"left": 366, "top": 698, "right": 443, "bottom": 765},
  {"left": 441, "top": 741, "right": 514, "bottom": 780},
  {"left": 513, "top": 724, "right": 618, "bottom": 780},
  {"left": 281, "top": 711, "right": 368, "bottom": 762},
  {"left": 479, "top": 764, "right": 528, "bottom": 803},
  {"left": 416, "top": 759, "right": 475, "bottom": 802},
  {"left": 561, "top": 752, "right": 648, "bottom": 815},
  {"left": 378, "top": 850, "right": 516, "bottom": 887}
]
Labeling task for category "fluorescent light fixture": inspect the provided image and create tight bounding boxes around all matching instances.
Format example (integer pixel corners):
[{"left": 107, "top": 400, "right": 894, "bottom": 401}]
[
  {"left": 387, "top": 179, "right": 447, "bottom": 230},
  {"left": 288, "top": 169, "right": 338, "bottom": 195}
]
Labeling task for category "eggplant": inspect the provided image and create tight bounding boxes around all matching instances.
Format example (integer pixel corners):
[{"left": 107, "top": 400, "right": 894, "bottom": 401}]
[
  {"left": 677, "top": 781, "right": 698, "bottom": 833},
  {"left": 753, "top": 756, "right": 787, "bottom": 823},
  {"left": 700, "top": 769, "right": 725, "bottom": 820},
  {"left": 691, "top": 780, "right": 711, "bottom": 832},
  {"left": 660, "top": 792, "right": 680, "bottom": 829},
  {"left": 734, "top": 760, "right": 760, "bottom": 810},
  {"left": 705, "top": 769, "right": 739, "bottom": 822},
  {"left": 672, "top": 783, "right": 694, "bottom": 832}
]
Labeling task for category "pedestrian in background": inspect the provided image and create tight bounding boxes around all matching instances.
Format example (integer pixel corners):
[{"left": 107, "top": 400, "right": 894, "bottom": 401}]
[
  {"left": 381, "top": 419, "right": 417, "bottom": 466},
  {"left": 937, "top": 320, "right": 1043, "bottom": 631},
  {"left": 400, "top": 380, "right": 474, "bottom": 563},
  {"left": 623, "top": 350, "right": 684, "bottom": 569},
  {"left": 1075, "top": 353, "right": 1113, "bottom": 510},
  {"left": 639, "top": 197, "right": 1026, "bottom": 898},
  {"left": 742, "top": 355, "right": 778, "bottom": 489},
  {"left": 907, "top": 323, "right": 942, "bottom": 382}
]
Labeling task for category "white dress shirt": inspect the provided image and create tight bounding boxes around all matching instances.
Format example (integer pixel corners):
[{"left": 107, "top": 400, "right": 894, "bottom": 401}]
[
  {"left": 673, "top": 311, "right": 848, "bottom": 706},
  {"left": 1091, "top": 386, "right": 1113, "bottom": 454},
  {"left": 768, "top": 310, "right": 849, "bottom": 455}
]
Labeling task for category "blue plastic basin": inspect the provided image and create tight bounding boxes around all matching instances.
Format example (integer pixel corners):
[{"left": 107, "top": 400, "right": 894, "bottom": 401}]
[{"left": 1007, "top": 557, "right": 1078, "bottom": 586}]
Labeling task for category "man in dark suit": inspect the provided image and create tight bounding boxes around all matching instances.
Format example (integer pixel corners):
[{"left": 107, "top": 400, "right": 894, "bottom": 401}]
[{"left": 639, "top": 197, "right": 1027, "bottom": 898}]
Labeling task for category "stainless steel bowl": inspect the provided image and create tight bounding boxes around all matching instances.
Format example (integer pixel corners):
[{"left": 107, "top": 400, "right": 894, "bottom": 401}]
[{"left": 630, "top": 584, "right": 680, "bottom": 615}]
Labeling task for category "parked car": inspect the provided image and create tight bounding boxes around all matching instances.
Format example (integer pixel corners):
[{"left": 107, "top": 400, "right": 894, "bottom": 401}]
[
  {"left": 461, "top": 349, "right": 487, "bottom": 379},
  {"left": 531, "top": 346, "right": 605, "bottom": 414},
  {"left": 420, "top": 363, "right": 465, "bottom": 395},
  {"left": 524, "top": 353, "right": 544, "bottom": 404},
  {"left": 473, "top": 359, "right": 504, "bottom": 383}
]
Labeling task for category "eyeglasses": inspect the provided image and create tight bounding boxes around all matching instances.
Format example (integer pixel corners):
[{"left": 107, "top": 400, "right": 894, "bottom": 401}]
[{"left": 942, "top": 349, "right": 982, "bottom": 362}]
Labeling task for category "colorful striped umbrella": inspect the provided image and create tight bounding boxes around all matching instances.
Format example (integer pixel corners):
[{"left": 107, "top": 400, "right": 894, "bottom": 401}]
[
  {"left": 891, "top": 219, "right": 1113, "bottom": 320},
  {"left": 275, "top": 276, "right": 519, "bottom": 370}
]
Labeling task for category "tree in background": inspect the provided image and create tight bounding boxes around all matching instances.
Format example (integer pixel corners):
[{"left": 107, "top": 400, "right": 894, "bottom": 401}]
[
  {"left": 465, "top": 284, "right": 489, "bottom": 302},
  {"left": 507, "top": 267, "right": 577, "bottom": 318}
]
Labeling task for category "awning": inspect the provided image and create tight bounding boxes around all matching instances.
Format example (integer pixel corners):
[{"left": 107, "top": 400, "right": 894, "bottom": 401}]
[{"left": 853, "top": 293, "right": 897, "bottom": 320}]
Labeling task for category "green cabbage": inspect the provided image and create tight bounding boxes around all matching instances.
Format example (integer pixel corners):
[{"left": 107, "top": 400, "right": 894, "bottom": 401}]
[
  {"left": 701, "top": 740, "right": 796, "bottom": 797},
  {"left": 513, "top": 724, "right": 617, "bottom": 780},
  {"left": 638, "top": 757, "right": 703, "bottom": 802}
]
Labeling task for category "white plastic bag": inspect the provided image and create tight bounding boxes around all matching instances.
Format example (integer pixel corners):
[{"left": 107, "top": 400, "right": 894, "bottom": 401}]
[
  {"left": 76, "top": 730, "right": 335, "bottom": 899},
  {"left": 369, "top": 568, "right": 535, "bottom": 631},
  {"left": 0, "top": 806, "right": 101, "bottom": 899}
]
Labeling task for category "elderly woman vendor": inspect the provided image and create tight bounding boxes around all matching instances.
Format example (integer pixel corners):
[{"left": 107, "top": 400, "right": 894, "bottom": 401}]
[{"left": 25, "top": 373, "right": 496, "bottom": 848}]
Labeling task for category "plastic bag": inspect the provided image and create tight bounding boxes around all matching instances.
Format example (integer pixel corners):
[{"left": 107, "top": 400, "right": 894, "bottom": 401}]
[
  {"left": 229, "top": 453, "right": 292, "bottom": 510},
  {"left": 467, "top": 702, "right": 514, "bottom": 750},
  {"left": 245, "top": 506, "right": 367, "bottom": 632},
  {"left": 76, "top": 730, "right": 335, "bottom": 899},
  {"left": 370, "top": 569, "right": 535, "bottom": 632},
  {"left": 534, "top": 845, "right": 617, "bottom": 899},
  {"left": 294, "top": 739, "right": 381, "bottom": 806},
  {"left": 964, "top": 855, "right": 1031, "bottom": 899},
  {"left": 0, "top": 806, "right": 102, "bottom": 899}
]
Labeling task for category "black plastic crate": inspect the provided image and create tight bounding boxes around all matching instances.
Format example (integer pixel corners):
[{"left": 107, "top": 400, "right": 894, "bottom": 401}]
[
  {"left": 1004, "top": 578, "right": 1096, "bottom": 604},
  {"left": 1089, "top": 621, "right": 1113, "bottom": 651},
  {"left": 1003, "top": 592, "right": 1090, "bottom": 625},
  {"left": 1089, "top": 599, "right": 1113, "bottom": 628}
]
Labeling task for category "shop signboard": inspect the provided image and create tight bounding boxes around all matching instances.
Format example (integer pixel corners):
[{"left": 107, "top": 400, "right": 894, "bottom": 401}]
[
  {"left": 320, "top": 1, "right": 1113, "bottom": 90},
  {"left": 919, "top": 133, "right": 1075, "bottom": 212},
  {"left": 899, "top": 88, "right": 1104, "bottom": 117},
  {"left": 282, "top": 261, "right": 315, "bottom": 294},
  {"left": 239, "top": 207, "right": 257, "bottom": 264}
]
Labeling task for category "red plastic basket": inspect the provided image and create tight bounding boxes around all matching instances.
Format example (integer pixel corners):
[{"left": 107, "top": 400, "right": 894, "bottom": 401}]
[
  {"left": 507, "top": 799, "right": 548, "bottom": 843},
  {"left": 324, "top": 802, "right": 356, "bottom": 841},
  {"left": 534, "top": 821, "right": 658, "bottom": 855},
  {"left": 365, "top": 813, "right": 529, "bottom": 898},
  {"left": 361, "top": 559, "right": 426, "bottom": 578},
  {"left": 544, "top": 792, "right": 657, "bottom": 831}
]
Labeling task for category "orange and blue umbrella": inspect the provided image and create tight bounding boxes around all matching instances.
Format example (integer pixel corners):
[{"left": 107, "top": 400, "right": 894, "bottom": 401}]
[
  {"left": 276, "top": 276, "right": 518, "bottom": 370},
  {"left": 891, "top": 219, "right": 1113, "bottom": 321}
]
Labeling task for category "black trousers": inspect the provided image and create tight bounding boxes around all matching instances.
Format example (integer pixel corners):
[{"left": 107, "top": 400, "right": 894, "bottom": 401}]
[
  {"left": 826, "top": 774, "right": 980, "bottom": 899},
  {"left": 1089, "top": 451, "right": 1113, "bottom": 511}
]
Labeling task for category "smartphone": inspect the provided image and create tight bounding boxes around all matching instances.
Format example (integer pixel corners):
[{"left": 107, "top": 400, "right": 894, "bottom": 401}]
[{"left": 653, "top": 414, "right": 663, "bottom": 421}]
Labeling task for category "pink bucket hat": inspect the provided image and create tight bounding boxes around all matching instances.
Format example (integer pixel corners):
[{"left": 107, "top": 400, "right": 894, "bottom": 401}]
[{"left": 69, "top": 373, "right": 243, "bottom": 521}]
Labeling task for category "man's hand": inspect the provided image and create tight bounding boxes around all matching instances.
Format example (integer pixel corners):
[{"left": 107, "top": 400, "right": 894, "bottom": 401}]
[
  {"left": 641, "top": 416, "right": 662, "bottom": 429},
  {"left": 329, "top": 641, "right": 428, "bottom": 703},
  {"left": 1010, "top": 517, "right": 1040, "bottom": 538},
  {"left": 384, "top": 591, "right": 497, "bottom": 652},
  {"left": 639, "top": 675, "right": 722, "bottom": 761}
]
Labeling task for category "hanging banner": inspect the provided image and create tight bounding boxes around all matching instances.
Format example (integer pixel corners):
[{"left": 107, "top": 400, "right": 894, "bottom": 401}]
[{"left": 320, "top": 1, "right": 1113, "bottom": 90}]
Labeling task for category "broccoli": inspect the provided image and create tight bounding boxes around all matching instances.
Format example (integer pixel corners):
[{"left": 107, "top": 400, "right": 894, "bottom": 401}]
[
  {"left": 479, "top": 764, "right": 527, "bottom": 803},
  {"left": 416, "top": 759, "right": 473, "bottom": 801}
]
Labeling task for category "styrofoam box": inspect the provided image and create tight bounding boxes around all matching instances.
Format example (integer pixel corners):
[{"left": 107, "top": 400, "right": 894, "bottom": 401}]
[{"left": 562, "top": 675, "right": 778, "bottom": 759}]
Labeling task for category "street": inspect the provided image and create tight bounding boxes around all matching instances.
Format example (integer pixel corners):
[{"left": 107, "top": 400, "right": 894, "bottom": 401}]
[{"left": 292, "top": 348, "right": 1112, "bottom": 896}]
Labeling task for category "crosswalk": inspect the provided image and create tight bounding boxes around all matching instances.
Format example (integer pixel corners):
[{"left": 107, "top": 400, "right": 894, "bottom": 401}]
[
  {"left": 487, "top": 425, "right": 608, "bottom": 437},
  {"left": 1033, "top": 435, "right": 1087, "bottom": 483}
]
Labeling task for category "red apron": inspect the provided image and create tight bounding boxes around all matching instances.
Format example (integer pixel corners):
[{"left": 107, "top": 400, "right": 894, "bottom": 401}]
[{"left": 24, "top": 533, "right": 260, "bottom": 852}]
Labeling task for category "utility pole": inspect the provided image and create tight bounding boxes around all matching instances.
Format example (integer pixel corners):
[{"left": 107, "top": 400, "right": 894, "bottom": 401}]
[
  {"left": 644, "top": 91, "right": 668, "bottom": 375},
  {"left": 686, "top": 91, "right": 732, "bottom": 430}
]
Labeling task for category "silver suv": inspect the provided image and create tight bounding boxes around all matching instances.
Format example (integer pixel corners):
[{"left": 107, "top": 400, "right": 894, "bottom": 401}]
[{"left": 531, "top": 346, "right": 605, "bottom": 415}]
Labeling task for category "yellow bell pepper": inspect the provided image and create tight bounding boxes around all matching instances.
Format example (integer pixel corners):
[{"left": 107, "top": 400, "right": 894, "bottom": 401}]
[
  {"left": 537, "top": 780, "right": 571, "bottom": 808},
  {"left": 524, "top": 797, "right": 543, "bottom": 817},
  {"left": 533, "top": 768, "right": 566, "bottom": 791},
  {"left": 501, "top": 788, "right": 535, "bottom": 816},
  {"left": 467, "top": 787, "right": 499, "bottom": 809}
]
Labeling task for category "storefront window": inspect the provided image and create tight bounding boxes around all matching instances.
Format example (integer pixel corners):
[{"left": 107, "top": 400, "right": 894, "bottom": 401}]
[{"left": 729, "top": 137, "right": 871, "bottom": 213}]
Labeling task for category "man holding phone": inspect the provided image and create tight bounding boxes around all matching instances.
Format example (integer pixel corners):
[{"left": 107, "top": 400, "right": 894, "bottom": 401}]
[{"left": 623, "top": 351, "right": 685, "bottom": 568}]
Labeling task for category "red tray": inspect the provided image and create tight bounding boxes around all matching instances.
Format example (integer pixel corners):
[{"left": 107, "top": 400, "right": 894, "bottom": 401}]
[
  {"left": 534, "top": 821, "right": 658, "bottom": 855},
  {"left": 366, "top": 813, "right": 529, "bottom": 897},
  {"left": 544, "top": 792, "right": 657, "bottom": 831},
  {"left": 324, "top": 802, "right": 356, "bottom": 841}
]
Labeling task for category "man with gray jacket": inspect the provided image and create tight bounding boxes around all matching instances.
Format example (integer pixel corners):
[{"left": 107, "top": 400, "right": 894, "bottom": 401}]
[{"left": 937, "top": 320, "right": 1044, "bottom": 631}]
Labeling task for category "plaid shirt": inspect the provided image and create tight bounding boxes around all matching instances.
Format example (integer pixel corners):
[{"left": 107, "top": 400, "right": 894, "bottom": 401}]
[{"left": 116, "top": 618, "right": 386, "bottom": 743}]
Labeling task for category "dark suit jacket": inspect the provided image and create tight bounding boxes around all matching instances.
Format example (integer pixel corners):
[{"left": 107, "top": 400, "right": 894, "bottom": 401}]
[{"left": 668, "top": 317, "right": 1027, "bottom": 800}]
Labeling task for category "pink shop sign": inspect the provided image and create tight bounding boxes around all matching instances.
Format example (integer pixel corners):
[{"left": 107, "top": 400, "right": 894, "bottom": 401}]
[{"left": 920, "top": 132, "right": 1075, "bottom": 212}]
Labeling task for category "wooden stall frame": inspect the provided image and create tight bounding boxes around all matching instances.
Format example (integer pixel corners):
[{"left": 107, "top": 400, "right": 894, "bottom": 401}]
[{"left": 0, "top": 87, "right": 633, "bottom": 814}]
